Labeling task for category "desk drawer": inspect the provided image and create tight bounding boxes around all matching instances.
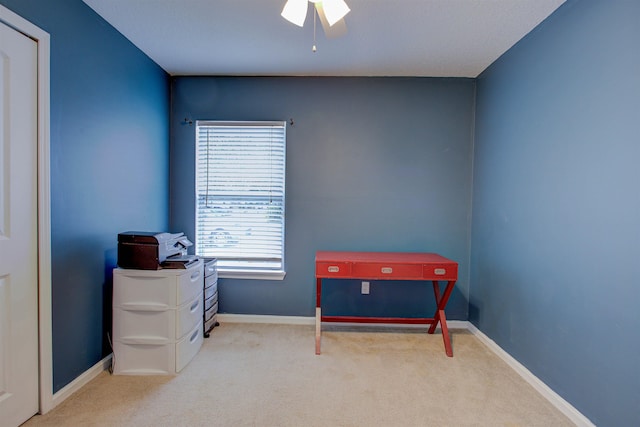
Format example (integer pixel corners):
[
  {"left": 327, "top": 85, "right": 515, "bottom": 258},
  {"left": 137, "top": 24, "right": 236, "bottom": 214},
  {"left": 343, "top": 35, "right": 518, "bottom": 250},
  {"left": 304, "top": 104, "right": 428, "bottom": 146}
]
[
  {"left": 352, "top": 263, "right": 422, "bottom": 279},
  {"left": 423, "top": 264, "right": 458, "bottom": 280},
  {"left": 316, "top": 262, "right": 351, "bottom": 277}
]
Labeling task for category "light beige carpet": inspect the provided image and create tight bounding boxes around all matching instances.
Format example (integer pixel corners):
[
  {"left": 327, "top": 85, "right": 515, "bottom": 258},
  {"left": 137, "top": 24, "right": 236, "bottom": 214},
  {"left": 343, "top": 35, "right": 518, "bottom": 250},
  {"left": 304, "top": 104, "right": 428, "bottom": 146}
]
[{"left": 24, "top": 323, "right": 574, "bottom": 427}]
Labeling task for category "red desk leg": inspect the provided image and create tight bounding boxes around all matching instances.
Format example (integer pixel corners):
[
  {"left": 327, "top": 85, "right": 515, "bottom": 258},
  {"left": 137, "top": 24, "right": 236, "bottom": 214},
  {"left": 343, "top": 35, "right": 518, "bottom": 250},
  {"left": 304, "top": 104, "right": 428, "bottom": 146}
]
[
  {"left": 315, "top": 277, "right": 322, "bottom": 355},
  {"left": 428, "top": 280, "right": 456, "bottom": 357}
]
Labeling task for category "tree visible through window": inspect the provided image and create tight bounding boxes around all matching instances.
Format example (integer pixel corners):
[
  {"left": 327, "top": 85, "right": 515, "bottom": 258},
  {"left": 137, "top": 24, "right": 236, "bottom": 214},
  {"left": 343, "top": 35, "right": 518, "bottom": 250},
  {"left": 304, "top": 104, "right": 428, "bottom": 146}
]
[{"left": 195, "top": 121, "right": 286, "bottom": 278}]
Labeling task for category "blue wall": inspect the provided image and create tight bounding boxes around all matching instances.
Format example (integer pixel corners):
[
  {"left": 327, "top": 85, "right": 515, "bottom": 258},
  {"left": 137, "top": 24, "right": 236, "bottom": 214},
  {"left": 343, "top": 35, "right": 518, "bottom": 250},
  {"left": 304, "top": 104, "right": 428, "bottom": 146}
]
[
  {"left": 0, "top": 0, "right": 170, "bottom": 392},
  {"left": 171, "top": 77, "right": 474, "bottom": 320},
  {"left": 470, "top": 1, "right": 640, "bottom": 425}
]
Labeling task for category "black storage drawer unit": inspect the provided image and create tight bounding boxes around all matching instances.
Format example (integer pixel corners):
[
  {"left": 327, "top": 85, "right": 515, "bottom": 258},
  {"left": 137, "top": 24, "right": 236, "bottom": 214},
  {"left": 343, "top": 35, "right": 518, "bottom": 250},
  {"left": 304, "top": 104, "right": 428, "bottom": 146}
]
[{"left": 203, "top": 258, "right": 219, "bottom": 337}]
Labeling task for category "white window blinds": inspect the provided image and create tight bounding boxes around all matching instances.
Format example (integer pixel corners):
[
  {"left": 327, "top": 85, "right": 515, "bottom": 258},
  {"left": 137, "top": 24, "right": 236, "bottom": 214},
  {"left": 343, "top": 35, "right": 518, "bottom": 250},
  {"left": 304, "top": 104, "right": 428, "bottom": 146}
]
[{"left": 195, "top": 121, "right": 286, "bottom": 274}]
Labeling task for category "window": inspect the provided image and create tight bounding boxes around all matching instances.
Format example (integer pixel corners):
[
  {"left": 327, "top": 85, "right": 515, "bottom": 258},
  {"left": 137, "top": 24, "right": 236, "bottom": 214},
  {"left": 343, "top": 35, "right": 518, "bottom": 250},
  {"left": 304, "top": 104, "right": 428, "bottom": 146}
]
[{"left": 195, "top": 121, "right": 286, "bottom": 279}]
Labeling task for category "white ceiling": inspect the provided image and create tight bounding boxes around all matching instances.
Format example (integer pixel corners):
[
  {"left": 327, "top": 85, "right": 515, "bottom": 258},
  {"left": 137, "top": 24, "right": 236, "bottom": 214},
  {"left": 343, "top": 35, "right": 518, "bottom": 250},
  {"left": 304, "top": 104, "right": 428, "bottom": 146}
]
[{"left": 82, "top": 0, "right": 565, "bottom": 77}]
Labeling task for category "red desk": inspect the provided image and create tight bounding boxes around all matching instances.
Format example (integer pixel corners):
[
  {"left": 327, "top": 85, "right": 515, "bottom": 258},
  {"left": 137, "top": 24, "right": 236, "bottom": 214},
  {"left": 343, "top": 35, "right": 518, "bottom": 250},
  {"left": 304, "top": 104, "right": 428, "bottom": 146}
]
[{"left": 315, "top": 251, "right": 458, "bottom": 356}]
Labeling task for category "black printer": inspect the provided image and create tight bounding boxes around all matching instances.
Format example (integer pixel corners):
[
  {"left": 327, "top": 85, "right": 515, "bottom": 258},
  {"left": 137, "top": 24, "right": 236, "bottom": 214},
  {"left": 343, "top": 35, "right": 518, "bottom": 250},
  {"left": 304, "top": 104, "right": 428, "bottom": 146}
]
[{"left": 117, "top": 231, "right": 194, "bottom": 270}]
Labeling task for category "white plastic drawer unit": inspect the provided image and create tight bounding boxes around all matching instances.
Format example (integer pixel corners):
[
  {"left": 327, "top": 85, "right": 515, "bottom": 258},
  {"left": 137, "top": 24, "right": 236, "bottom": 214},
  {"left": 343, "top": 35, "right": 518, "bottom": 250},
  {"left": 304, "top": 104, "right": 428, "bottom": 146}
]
[
  {"left": 113, "top": 260, "right": 204, "bottom": 309},
  {"left": 113, "top": 322, "right": 204, "bottom": 375},
  {"left": 112, "top": 258, "right": 204, "bottom": 375},
  {"left": 176, "top": 323, "right": 205, "bottom": 372},
  {"left": 176, "top": 293, "right": 203, "bottom": 338},
  {"left": 112, "top": 292, "right": 203, "bottom": 342}
]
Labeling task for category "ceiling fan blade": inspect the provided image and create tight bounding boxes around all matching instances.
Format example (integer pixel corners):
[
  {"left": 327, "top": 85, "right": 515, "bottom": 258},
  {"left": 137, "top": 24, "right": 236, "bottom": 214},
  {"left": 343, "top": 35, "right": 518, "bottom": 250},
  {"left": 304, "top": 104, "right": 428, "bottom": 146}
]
[
  {"left": 281, "top": 0, "right": 309, "bottom": 27},
  {"left": 315, "top": 3, "right": 347, "bottom": 39}
]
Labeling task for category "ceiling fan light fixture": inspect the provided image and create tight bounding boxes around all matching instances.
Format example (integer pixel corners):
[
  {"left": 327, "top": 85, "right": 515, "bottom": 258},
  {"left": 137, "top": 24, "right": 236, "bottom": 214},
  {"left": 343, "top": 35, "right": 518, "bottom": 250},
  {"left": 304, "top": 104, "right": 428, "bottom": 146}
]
[
  {"left": 281, "top": 0, "right": 309, "bottom": 27},
  {"left": 321, "top": 0, "right": 350, "bottom": 27}
]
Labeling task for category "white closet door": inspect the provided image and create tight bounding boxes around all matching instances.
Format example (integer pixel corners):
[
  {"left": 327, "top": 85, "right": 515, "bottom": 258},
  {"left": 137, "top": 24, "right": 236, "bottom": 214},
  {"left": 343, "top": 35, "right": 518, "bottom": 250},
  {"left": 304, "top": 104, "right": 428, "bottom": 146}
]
[{"left": 0, "top": 19, "right": 39, "bottom": 427}]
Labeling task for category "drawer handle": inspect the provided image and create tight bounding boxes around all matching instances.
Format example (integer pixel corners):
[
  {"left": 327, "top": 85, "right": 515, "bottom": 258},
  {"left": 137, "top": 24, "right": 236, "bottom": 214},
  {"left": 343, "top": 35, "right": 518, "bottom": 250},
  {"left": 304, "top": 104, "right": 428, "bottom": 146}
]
[
  {"left": 434, "top": 268, "right": 446, "bottom": 275},
  {"left": 120, "top": 302, "right": 168, "bottom": 311},
  {"left": 190, "top": 270, "right": 201, "bottom": 282},
  {"left": 190, "top": 329, "right": 199, "bottom": 343},
  {"left": 381, "top": 267, "right": 393, "bottom": 274},
  {"left": 327, "top": 266, "right": 340, "bottom": 273},
  {"left": 190, "top": 299, "right": 200, "bottom": 312}
]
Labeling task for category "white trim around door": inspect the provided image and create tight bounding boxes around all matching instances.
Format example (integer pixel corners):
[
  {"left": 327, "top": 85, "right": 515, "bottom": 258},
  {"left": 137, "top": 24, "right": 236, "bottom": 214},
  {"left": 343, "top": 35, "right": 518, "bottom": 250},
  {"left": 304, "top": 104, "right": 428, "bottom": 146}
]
[{"left": 0, "top": 4, "right": 52, "bottom": 415}]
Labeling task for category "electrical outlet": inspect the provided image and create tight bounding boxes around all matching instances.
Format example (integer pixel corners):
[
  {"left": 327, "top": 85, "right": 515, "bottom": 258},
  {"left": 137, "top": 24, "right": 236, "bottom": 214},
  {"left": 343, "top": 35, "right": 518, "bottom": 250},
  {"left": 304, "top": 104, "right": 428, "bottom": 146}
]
[{"left": 361, "top": 281, "right": 370, "bottom": 295}]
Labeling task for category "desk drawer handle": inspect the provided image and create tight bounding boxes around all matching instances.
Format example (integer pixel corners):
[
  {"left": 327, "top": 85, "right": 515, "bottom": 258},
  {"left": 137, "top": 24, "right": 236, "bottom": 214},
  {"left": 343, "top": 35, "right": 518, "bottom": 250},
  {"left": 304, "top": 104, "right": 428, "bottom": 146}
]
[
  {"left": 328, "top": 266, "right": 340, "bottom": 273},
  {"left": 434, "top": 268, "right": 446, "bottom": 275},
  {"left": 381, "top": 267, "right": 393, "bottom": 274}
]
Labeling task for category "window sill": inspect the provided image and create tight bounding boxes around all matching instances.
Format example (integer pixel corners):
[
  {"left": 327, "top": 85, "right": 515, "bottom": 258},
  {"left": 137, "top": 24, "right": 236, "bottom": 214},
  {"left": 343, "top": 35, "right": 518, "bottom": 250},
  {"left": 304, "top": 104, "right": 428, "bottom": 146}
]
[{"left": 218, "top": 270, "right": 286, "bottom": 281}]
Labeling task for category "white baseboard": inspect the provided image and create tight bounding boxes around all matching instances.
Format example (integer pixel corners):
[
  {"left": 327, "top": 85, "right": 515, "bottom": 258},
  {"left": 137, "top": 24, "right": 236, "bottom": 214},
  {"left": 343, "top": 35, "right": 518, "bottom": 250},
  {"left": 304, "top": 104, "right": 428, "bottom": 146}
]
[
  {"left": 218, "top": 313, "right": 469, "bottom": 330},
  {"left": 217, "top": 313, "right": 315, "bottom": 325},
  {"left": 220, "top": 314, "right": 592, "bottom": 426},
  {"left": 466, "top": 323, "right": 595, "bottom": 427},
  {"left": 49, "top": 354, "right": 112, "bottom": 411}
]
